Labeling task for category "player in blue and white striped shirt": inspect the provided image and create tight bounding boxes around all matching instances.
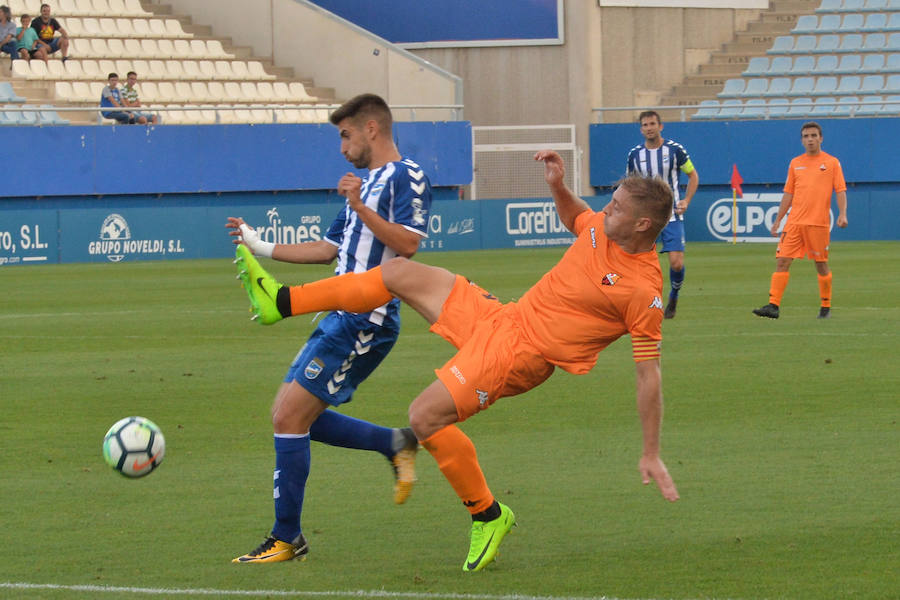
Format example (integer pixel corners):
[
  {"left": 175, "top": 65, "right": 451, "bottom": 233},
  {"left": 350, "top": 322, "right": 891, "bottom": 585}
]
[
  {"left": 626, "top": 110, "right": 699, "bottom": 319},
  {"left": 227, "top": 94, "right": 433, "bottom": 563}
]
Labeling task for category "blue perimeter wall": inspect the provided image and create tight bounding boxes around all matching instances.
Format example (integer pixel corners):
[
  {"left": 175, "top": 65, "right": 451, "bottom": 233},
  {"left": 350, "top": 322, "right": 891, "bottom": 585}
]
[{"left": 1, "top": 118, "right": 897, "bottom": 266}]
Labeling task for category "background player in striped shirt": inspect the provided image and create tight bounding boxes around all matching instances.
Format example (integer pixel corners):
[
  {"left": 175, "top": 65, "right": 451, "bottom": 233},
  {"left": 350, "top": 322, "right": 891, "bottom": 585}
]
[
  {"left": 234, "top": 150, "right": 681, "bottom": 572},
  {"left": 227, "top": 93, "right": 433, "bottom": 563},
  {"left": 753, "top": 121, "right": 848, "bottom": 320},
  {"left": 626, "top": 110, "right": 699, "bottom": 319}
]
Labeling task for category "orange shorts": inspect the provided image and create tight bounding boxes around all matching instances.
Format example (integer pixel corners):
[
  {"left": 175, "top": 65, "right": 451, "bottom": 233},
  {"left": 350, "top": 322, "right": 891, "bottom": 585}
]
[
  {"left": 431, "top": 275, "right": 555, "bottom": 422},
  {"left": 776, "top": 224, "right": 830, "bottom": 261}
]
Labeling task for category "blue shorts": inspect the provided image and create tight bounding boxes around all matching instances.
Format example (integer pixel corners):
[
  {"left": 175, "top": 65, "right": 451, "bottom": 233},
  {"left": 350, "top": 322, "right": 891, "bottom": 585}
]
[
  {"left": 657, "top": 219, "right": 685, "bottom": 253},
  {"left": 285, "top": 311, "right": 399, "bottom": 406},
  {"left": 45, "top": 38, "right": 62, "bottom": 53}
]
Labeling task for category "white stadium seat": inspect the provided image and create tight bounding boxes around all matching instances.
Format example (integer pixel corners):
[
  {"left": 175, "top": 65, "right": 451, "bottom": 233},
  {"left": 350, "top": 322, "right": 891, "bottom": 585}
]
[
  {"left": 207, "top": 81, "right": 227, "bottom": 102},
  {"left": 189, "top": 81, "right": 212, "bottom": 102},
  {"left": 157, "top": 39, "right": 177, "bottom": 59},
  {"left": 189, "top": 39, "right": 210, "bottom": 58},
  {"left": 55, "top": 81, "right": 75, "bottom": 100},
  {"left": 165, "top": 19, "right": 190, "bottom": 38}
]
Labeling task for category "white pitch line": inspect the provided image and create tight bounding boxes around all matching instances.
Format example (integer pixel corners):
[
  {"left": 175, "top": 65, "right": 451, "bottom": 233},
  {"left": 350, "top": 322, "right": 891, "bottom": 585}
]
[{"left": 0, "top": 582, "right": 682, "bottom": 600}]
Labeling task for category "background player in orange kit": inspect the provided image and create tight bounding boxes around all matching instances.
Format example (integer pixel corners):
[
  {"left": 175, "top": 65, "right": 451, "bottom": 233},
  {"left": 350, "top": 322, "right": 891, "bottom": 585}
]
[
  {"left": 234, "top": 150, "right": 680, "bottom": 572},
  {"left": 753, "top": 121, "right": 848, "bottom": 320}
]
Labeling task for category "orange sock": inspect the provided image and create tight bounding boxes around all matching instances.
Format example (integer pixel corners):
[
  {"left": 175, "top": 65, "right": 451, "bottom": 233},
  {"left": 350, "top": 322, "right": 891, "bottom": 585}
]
[
  {"left": 769, "top": 271, "right": 790, "bottom": 306},
  {"left": 288, "top": 266, "right": 393, "bottom": 315},
  {"left": 818, "top": 272, "right": 832, "bottom": 308},
  {"left": 422, "top": 425, "right": 494, "bottom": 515}
]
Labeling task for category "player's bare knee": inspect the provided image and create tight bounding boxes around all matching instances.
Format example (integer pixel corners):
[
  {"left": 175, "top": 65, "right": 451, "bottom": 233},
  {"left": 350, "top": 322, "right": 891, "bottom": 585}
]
[{"left": 380, "top": 256, "right": 410, "bottom": 292}]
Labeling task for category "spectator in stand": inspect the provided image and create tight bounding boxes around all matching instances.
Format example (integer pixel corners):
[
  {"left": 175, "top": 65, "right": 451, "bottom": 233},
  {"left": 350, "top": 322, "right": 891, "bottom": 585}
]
[
  {"left": 121, "top": 71, "right": 158, "bottom": 125},
  {"left": 100, "top": 73, "right": 137, "bottom": 125},
  {"left": 30, "top": 3, "right": 68, "bottom": 61},
  {"left": 17, "top": 14, "right": 49, "bottom": 62},
  {"left": 0, "top": 5, "right": 18, "bottom": 63}
]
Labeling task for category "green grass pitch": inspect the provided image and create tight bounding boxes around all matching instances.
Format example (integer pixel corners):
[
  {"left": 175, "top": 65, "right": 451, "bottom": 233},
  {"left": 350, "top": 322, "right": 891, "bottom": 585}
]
[{"left": 1, "top": 241, "right": 897, "bottom": 600}]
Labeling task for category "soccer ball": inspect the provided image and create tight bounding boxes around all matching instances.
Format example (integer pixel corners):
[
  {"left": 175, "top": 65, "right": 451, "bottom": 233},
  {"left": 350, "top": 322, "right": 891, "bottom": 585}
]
[{"left": 102, "top": 416, "right": 165, "bottom": 477}]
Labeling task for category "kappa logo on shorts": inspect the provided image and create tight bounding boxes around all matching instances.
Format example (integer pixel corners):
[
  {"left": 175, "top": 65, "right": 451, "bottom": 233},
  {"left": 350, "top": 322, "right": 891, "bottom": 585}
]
[
  {"left": 476, "top": 389, "right": 489, "bottom": 408},
  {"left": 649, "top": 296, "right": 664, "bottom": 310},
  {"left": 304, "top": 358, "right": 325, "bottom": 380},
  {"left": 602, "top": 273, "right": 620, "bottom": 286}
]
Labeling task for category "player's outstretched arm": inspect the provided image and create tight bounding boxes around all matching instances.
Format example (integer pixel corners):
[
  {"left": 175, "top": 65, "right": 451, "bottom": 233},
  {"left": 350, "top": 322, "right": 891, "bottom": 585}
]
[
  {"left": 534, "top": 150, "right": 590, "bottom": 233},
  {"left": 225, "top": 217, "right": 338, "bottom": 265},
  {"left": 635, "top": 359, "right": 680, "bottom": 502}
]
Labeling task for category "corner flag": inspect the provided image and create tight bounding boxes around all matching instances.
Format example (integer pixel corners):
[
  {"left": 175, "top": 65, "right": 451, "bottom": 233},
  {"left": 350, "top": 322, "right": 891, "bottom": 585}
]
[
  {"left": 730, "top": 164, "right": 743, "bottom": 197},
  {"left": 730, "top": 164, "right": 743, "bottom": 244}
]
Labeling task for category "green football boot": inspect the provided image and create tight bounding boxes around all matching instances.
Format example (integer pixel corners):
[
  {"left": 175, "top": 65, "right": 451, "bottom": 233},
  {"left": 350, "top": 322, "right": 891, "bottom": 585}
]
[
  {"left": 234, "top": 244, "right": 284, "bottom": 325},
  {"left": 463, "top": 502, "right": 516, "bottom": 572}
]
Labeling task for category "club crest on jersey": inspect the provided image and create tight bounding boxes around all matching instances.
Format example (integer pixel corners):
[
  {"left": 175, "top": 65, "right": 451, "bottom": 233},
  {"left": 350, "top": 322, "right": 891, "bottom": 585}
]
[
  {"left": 819, "top": 163, "right": 827, "bottom": 171},
  {"left": 602, "top": 273, "right": 620, "bottom": 286},
  {"left": 476, "top": 389, "right": 489, "bottom": 408},
  {"left": 649, "top": 296, "right": 664, "bottom": 310},
  {"left": 369, "top": 182, "right": 385, "bottom": 197},
  {"left": 304, "top": 358, "right": 325, "bottom": 380}
]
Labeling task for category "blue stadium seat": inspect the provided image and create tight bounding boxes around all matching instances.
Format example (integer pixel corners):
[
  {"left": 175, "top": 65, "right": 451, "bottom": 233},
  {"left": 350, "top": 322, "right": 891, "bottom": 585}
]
[
  {"left": 793, "top": 35, "right": 821, "bottom": 53},
  {"left": 793, "top": 15, "right": 819, "bottom": 33},
  {"left": 0, "top": 82, "right": 25, "bottom": 104},
  {"left": 768, "top": 56, "right": 794, "bottom": 75},
  {"left": 838, "top": 0, "right": 865, "bottom": 10},
  {"left": 887, "top": 13, "right": 900, "bottom": 32},
  {"left": 812, "top": 76, "right": 839, "bottom": 95},
  {"left": 718, "top": 78, "right": 746, "bottom": 98},
  {"left": 812, "top": 54, "right": 839, "bottom": 74},
  {"left": 788, "top": 98, "right": 815, "bottom": 117},
  {"left": 835, "top": 54, "right": 863, "bottom": 73},
  {"left": 38, "top": 106, "right": 70, "bottom": 126},
  {"left": 833, "top": 96, "right": 861, "bottom": 116},
  {"left": 741, "top": 98, "right": 768, "bottom": 119},
  {"left": 714, "top": 99, "right": 743, "bottom": 120},
  {"left": 816, "top": 0, "right": 842, "bottom": 12},
  {"left": 889, "top": 0, "right": 900, "bottom": 10},
  {"left": 768, "top": 36, "right": 795, "bottom": 54},
  {"left": 788, "top": 77, "right": 816, "bottom": 96},
  {"left": 767, "top": 98, "right": 791, "bottom": 118},
  {"left": 859, "top": 53, "right": 886, "bottom": 73},
  {"left": 885, "top": 53, "right": 900, "bottom": 71},
  {"left": 839, "top": 14, "right": 865, "bottom": 32},
  {"left": 880, "top": 94, "right": 900, "bottom": 113},
  {"left": 743, "top": 56, "right": 770, "bottom": 76},
  {"left": 882, "top": 32, "right": 900, "bottom": 50},
  {"left": 838, "top": 75, "right": 863, "bottom": 93},
  {"left": 837, "top": 34, "right": 863, "bottom": 52},
  {"left": 864, "top": 32, "right": 888, "bottom": 51},
  {"left": 857, "top": 94, "right": 884, "bottom": 114},
  {"left": 861, "top": 13, "right": 887, "bottom": 32},
  {"left": 763, "top": 77, "right": 793, "bottom": 96},
  {"left": 0, "top": 109, "right": 14, "bottom": 126},
  {"left": 811, "top": 97, "right": 837, "bottom": 116},
  {"left": 742, "top": 78, "right": 770, "bottom": 97},
  {"left": 860, "top": 74, "right": 886, "bottom": 93},
  {"left": 885, "top": 73, "right": 900, "bottom": 92},
  {"left": 17, "top": 110, "right": 39, "bottom": 126},
  {"left": 791, "top": 55, "right": 817, "bottom": 74},
  {"left": 691, "top": 100, "right": 720, "bottom": 120},
  {"left": 818, "top": 14, "right": 842, "bottom": 32},
  {"left": 863, "top": 0, "right": 887, "bottom": 10}
]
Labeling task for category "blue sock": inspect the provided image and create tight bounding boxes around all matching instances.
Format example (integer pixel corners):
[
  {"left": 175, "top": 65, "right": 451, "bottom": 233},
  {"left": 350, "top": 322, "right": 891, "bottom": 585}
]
[
  {"left": 271, "top": 434, "right": 310, "bottom": 543},
  {"left": 669, "top": 267, "right": 685, "bottom": 300},
  {"left": 309, "top": 409, "right": 394, "bottom": 457}
]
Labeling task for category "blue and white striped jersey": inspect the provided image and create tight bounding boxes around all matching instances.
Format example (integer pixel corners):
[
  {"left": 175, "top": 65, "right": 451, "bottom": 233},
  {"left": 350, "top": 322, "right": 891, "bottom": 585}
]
[
  {"left": 626, "top": 140, "right": 693, "bottom": 222},
  {"left": 324, "top": 157, "right": 432, "bottom": 326}
]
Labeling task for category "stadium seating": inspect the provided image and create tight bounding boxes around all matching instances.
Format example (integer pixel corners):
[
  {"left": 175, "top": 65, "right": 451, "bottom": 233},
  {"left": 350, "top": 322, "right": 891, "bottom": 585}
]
[
  {"left": 768, "top": 56, "right": 794, "bottom": 75},
  {"left": 0, "top": 82, "right": 26, "bottom": 103},
  {"left": 859, "top": 53, "right": 886, "bottom": 73},
  {"left": 791, "top": 55, "right": 817, "bottom": 74},
  {"left": 812, "top": 54, "right": 840, "bottom": 74},
  {"left": 718, "top": 79, "right": 745, "bottom": 98},
  {"left": 743, "top": 56, "right": 769, "bottom": 76},
  {"left": 837, "top": 75, "right": 863, "bottom": 93},
  {"left": 835, "top": 54, "right": 863, "bottom": 73},
  {"left": 743, "top": 78, "right": 769, "bottom": 97},
  {"left": 741, "top": 98, "right": 768, "bottom": 118}
]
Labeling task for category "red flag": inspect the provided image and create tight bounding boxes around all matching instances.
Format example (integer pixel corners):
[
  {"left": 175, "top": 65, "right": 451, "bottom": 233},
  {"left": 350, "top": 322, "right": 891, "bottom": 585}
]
[{"left": 730, "top": 164, "right": 744, "bottom": 198}]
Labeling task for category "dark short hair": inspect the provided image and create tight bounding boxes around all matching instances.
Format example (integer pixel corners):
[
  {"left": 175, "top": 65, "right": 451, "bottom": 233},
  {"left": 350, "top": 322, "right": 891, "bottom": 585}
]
[
  {"left": 41, "top": 3, "right": 50, "bottom": 9},
  {"left": 638, "top": 110, "right": 661, "bottom": 125},
  {"left": 108, "top": 72, "right": 118, "bottom": 80},
  {"left": 21, "top": 13, "right": 30, "bottom": 18},
  {"left": 801, "top": 121, "right": 822, "bottom": 136},
  {"left": 329, "top": 93, "right": 393, "bottom": 132},
  {"left": 0, "top": 5, "right": 10, "bottom": 17},
  {"left": 616, "top": 173, "right": 674, "bottom": 237},
  {"left": 127, "top": 71, "right": 137, "bottom": 78}
]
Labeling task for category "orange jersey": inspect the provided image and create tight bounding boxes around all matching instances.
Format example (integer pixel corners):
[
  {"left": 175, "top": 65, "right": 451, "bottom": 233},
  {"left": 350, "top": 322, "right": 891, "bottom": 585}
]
[
  {"left": 512, "top": 210, "right": 664, "bottom": 374},
  {"left": 783, "top": 151, "right": 846, "bottom": 226}
]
